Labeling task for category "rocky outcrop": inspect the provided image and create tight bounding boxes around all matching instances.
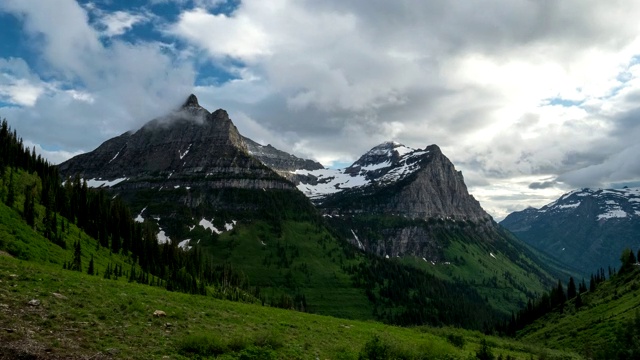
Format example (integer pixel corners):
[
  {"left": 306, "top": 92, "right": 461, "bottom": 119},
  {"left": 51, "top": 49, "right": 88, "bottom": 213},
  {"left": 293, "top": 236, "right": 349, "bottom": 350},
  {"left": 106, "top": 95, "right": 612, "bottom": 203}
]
[
  {"left": 295, "top": 141, "right": 496, "bottom": 260},
  {"left": 243, "top": 137, "right": 323, "bottom": 180},
  {"left": 379, "top": 145, "right": 488, "bottom": 221},
  {"left": 57, "top": 94, "right": 304, "bottom": 240},
  {"left": 312, "top": 143, "right": 491, "bottom": 222},
  {"left": 348, "top": 225, "right": 444, "bottom": 261}
]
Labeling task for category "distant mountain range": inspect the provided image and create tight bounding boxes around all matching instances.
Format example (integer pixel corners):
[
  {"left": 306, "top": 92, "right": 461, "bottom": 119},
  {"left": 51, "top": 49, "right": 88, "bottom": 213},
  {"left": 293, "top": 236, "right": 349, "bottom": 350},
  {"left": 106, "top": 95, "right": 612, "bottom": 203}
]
[{"left": 501, "top": 187, "right": 640, "bottom": 275}]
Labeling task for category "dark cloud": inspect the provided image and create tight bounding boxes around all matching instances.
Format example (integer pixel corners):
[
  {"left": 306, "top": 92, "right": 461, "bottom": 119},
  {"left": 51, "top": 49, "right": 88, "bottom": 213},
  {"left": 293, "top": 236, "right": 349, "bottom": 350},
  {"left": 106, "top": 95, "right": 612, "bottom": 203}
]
[{"left": 528, "top": 181, "right": 558, "bottom": 189}]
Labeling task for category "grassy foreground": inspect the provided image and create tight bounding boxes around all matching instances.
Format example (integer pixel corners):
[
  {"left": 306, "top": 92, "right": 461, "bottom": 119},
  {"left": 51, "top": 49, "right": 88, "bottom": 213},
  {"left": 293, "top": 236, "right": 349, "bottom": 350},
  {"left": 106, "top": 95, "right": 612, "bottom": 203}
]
[
  {"left": 0, "top": 256, "right": 582, "bottom": 359},
  {"left": 518, "top": 266, "right": 640, "bottom": 356}
]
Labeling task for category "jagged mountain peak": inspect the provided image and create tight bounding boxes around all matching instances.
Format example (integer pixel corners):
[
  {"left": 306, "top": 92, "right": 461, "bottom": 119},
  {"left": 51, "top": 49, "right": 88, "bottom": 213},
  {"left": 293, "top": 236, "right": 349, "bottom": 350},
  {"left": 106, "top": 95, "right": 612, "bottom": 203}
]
[
  {"left": 295, "top": 142, "right": 489, "bottom": 222},
  {"left": 346, "top": 142, "right": 411, "bottom": 173},
  {"left": 182, "top": 93, "right": 201, "bottom": 108},
  {"left": 366, "top": 141, "right": 406, "bottom": 153},
  {"left": 57, "top": 98, "right": 291, "bottom": 192}
]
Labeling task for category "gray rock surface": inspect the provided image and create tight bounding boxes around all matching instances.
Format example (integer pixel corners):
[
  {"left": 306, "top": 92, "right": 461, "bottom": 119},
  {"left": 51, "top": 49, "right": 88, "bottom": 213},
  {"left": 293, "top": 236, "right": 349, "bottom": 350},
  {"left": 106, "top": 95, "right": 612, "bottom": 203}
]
[
  {"left": 58, "top": 95, "right": 292, "bottom": 192},
  {"left": 320, "top": 144, "right": 491, "bottom": 222},
  {"left": 243, "top": 136, "right": 323, "bottom": 180}
]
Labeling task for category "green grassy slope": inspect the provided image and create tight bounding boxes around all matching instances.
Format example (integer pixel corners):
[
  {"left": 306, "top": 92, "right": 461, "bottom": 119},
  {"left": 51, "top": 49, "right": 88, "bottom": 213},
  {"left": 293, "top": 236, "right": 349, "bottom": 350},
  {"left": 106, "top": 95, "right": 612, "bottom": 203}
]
[
  {"left": 403, "top": 234, "right": 579, "bottom": 316},
  {"left": 200, "top": 219, "right": 373, "bottom": 320},
  {"left": 328, "top": 215, "right": 576, "bottom": 316},
  {"left": 0, "top": 255, "right": 583, "bottom": 360},
  {"left": 0, "top": 170, "right": 131, "bottom": 275},
  {"left": 518, "top": 266, "right": 640, "bottom": 357}
]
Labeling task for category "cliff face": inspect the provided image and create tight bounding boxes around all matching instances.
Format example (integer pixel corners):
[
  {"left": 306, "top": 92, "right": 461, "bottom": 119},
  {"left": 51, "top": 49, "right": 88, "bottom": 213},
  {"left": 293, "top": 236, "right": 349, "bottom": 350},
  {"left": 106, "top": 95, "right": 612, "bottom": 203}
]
[
  {"left": 57, "top": 95, "right": 302, "bottom": 244},
  {"left": 294, "top": 141, "right": 495, "bottom": 260},
  {"left": 243, "top": 136, "right": 323, "bottom": 181},
  {"left": 58, "top": 95, "right": 292, "bottom": 191},
  {"left": 299, "top": 142, "right": 490, "bottom": 222},
  {"left": 373, "top": 145, "right": 489, "bottom": 221}
]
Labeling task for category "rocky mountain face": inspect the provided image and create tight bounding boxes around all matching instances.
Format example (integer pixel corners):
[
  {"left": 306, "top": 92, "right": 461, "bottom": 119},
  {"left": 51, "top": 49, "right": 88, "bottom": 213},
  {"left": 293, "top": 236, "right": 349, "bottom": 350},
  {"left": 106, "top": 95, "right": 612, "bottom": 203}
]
[
  {"left": 243, "top": 136, "right": 323, "bottom": 180},
  {"left": 58, "top": 95, "right": 306, "bottom": 247},
  {"left": 59, "top": 94, "right": 291, "bottom": 192},
  {"left": 292, "top": 141, "right": 545, "bottom": 265},
  {"left": 501, "top": 188, "right": 640, "bottom": 274},
  {"left": 296, "top": 141, "right": 489, "bottom": 221}
]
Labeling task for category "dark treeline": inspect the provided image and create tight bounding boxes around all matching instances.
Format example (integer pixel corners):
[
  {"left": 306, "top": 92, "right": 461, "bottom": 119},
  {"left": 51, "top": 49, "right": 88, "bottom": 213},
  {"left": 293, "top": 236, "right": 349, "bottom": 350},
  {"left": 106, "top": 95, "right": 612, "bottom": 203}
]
[
  {"left": 500, "top": 247, "right": 640, "bottom": 336},
  {"left": 0, "top": 119, "right": 255, "bottom": 300},
  {"left": 499, "top": 271, "right": 604, "bottom": 336},
  {"left": 344, "top": 253, "right": 498, "bottom": 330}
]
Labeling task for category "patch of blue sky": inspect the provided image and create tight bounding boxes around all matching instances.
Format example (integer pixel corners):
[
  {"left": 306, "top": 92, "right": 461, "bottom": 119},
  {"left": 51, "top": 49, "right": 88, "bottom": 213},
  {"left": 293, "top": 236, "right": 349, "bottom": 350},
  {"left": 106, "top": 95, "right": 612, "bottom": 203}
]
[
  {"left": 145, "top": 0, "right": 240, "bottom": 18},
  {"left": 0, "top": 13, "right": 39, "bottom": 64},
  {"left": 194, "top": 59, "right": 242, "bottom": 86},
  {"left": 210, "top": 0, "right": 241, "bottom": 16},
  {"left": 545, "top": 97, "right": 583, "bottom": 107},
  {"left": 609, "top": 55, "right": 640, "bottom": 97},
  {"left": 328, "top": 161, "right": 352, "bottom": 170},
  {"left": 0, "top": 100, "right": 18, "bottom": 108}
]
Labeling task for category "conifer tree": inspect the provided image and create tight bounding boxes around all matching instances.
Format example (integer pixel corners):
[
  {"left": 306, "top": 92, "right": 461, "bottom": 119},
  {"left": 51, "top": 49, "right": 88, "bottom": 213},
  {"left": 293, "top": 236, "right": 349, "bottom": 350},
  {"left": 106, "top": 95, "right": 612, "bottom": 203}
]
[
  {"left": 129, "top": 264, "right": 136, "bottom": 283},
  {"left": 87, "top": 254, "right": 94, "bottom": 275},
  {"left": 579, "top": 279, "right": 587, "bottom": 294},
  {"left": 620, "top": 248, "right": 637, "bottom": 273},
  {"left": 575, "top": 291, "right": 583, "bottom": 308},
  {"left": 476, "top": 339, "right": 495, "bottom": 360},
  {"left": 104, "top": 263, "right": 111, "bottom": 279},
  {"left": 567, "top": 277, "right": 577, "bottom": 299},
  {"left": 72, "top": 240, "right": 82, "bottom": 271},
  {"left": 6, "top": 169, "right": 14, "bottom": 207},
  {"left": 23, "top": 186, "right": 35, "bottom": 227}
]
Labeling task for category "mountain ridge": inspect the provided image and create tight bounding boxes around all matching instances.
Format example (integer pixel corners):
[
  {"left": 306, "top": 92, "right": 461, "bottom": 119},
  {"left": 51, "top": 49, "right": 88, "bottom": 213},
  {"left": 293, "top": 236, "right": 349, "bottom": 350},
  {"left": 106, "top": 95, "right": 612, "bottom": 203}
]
[
  {"left": 54, "top": 95, "right": 567, "bottom": 319},
  {"left": 501, "top": 187, "right": 640, "bottom": 274},
  {"left": 295, "top": 142, "right": 490, "bottom": 222}
]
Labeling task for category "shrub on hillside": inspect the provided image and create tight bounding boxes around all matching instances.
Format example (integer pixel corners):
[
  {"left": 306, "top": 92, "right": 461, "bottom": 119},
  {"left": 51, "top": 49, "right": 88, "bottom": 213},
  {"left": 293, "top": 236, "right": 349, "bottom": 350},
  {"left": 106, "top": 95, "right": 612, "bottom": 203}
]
[
  {"left": 177, "top": 334, "right": 228, "bottom": 357},
  {"left": 358, "top": 335, "right": 391, "bottom": 360}
]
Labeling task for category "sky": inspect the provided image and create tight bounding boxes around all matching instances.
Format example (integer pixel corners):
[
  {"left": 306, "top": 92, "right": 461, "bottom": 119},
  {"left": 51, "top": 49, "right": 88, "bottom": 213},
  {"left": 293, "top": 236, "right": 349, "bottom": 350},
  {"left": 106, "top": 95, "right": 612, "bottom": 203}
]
[{"left": 2, "top": 0, "right": 640, "bottom": 220}]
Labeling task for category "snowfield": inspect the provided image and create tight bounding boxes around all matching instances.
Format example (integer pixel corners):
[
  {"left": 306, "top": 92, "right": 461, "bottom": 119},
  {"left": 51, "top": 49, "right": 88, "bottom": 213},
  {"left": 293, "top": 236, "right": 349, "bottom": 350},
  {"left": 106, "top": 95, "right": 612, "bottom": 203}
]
[{"left": 295, "top": 143, "right": 430, "bottom": 200}]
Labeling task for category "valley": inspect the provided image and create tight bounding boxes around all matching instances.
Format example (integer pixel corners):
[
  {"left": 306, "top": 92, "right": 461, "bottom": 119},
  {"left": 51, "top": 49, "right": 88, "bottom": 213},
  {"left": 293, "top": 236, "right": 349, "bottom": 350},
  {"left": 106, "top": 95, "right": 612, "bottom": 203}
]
[{"left": 1, "top": 96, "right": 638, "bottom": 359}]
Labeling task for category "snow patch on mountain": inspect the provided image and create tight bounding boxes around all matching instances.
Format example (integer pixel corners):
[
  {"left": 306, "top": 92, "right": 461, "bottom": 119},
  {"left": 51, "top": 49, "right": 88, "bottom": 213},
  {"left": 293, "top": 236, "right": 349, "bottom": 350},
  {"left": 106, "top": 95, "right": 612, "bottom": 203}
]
[
  {"left": 519, "top": 187, "right": 640, "bottom": 221},
  {"left": 224, "top": 220, "right": 237, "bottom": 231},
  {"left": 109, "top": 151, "right": 120, "bottom": 163},
  {"left": 134, "top": 207, "right": 146, "bottom": 223},
  {"left": 157, "top": 230, "right": 170, "bottom": 244},
  {"left": 198, "top": 218, "right": 221, "bottom": 234},
  {"left": 197, "top": 218, "right": 237, "bottom": 234},
  {"left": 598, "top": 209, "right": 627, "bottom": 220},
  {"left": 179, "top": 144, "right": 192, "bottom": 160},
  {"left": 555, "top": 202, "right": 580, "bottom": 209},
  {"left": 351, "top": 229, "right": 364, "bottom": 250},
  {"left": 178, "top": 239, "right": 192, "bottom": 251},
  {"left": 86, "top": 177, "right": 128, "bottom": 188},
  {"left": 295, "top": 168, "right": 369, "bottom": 198},
  {"left": 295, "top": 142, "right": 430, "bottom": 200}
]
